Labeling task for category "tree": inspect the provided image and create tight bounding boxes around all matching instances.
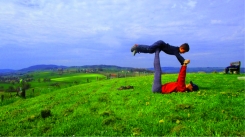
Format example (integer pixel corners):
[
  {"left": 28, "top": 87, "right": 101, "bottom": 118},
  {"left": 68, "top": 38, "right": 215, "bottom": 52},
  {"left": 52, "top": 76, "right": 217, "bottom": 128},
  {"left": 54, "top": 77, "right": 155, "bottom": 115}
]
[{"left": 18, "top": 79, "right": 31, "bottom": 98}]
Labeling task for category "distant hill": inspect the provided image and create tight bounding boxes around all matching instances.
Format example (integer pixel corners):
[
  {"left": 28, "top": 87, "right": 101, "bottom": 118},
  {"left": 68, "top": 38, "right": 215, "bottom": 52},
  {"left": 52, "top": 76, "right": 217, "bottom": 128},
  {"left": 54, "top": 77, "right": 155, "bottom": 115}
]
[
  {"left": 0, "top": 64, "right": 148, "bottom": 75},
  {"left": 0, "top": 65, "right": 68, "bottom": 74},
  {"left": 0, "top": 69, "right": 16, "bottom": 74},
  {"left": 148, "top": 67, "right": 245, "bottom": 73},
  {"left": 72, "top": 65, "right": 152, "bottom": 73},
  {"left": 19, "top": 64, "right": 68, "bottom": 72},
  {"left": 0, "top": 64, "right": 244, "bottom": 74},
  {"left": 77, "top": 65, "right": 134, "bottom": 70}
]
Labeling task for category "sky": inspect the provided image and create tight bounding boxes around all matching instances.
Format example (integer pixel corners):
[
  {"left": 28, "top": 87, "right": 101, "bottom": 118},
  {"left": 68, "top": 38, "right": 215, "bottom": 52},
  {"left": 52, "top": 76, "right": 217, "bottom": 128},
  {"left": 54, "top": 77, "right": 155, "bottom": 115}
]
[{"left": 0, "top": 0, "right": 244, "bottom": 70}]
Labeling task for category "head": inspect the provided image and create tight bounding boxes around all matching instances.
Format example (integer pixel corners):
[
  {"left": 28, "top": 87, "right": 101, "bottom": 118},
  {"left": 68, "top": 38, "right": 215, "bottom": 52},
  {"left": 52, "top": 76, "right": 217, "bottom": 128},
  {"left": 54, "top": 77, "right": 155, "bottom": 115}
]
[
  {"left": 179, "top": 43, "right": 190, "bottom": 54},
  {"left": 186, "top": 81, "right": 199, "bottom": 91},
  {"left": 186, "top": 83, "right": 193, "bottom": 91}
]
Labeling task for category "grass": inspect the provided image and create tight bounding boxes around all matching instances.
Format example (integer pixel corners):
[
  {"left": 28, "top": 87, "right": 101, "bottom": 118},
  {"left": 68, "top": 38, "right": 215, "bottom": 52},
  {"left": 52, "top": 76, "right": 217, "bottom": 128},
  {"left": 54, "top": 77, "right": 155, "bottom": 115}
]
[
  {"left": 51, "top": 73, "right": 106, "bottom": 82},
  {"left": 0, "top": 72, "right": 107, "bottom": 106},
  {"left": 0, "top": 73, "right": 244, "bottom": 136},
  {"left": 29, "top": 71, "right": 107, "bottom": 87}
]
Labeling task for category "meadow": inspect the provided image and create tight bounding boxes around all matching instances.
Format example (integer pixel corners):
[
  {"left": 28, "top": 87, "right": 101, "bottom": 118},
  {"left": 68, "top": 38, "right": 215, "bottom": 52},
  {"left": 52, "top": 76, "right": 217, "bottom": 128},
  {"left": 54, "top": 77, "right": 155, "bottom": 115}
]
[
  {"left": 0, "top": 72, "right": 244, "bottom": 136},
  {"left": 0, "top": 71, "right": 107, "bottom": 103}
]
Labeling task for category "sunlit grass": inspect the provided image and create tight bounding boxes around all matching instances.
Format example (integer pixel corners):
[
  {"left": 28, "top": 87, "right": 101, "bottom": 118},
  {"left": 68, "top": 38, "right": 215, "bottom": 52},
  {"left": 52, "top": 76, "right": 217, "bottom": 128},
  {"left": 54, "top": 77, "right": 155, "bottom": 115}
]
[
  {"left": 0, "top": 73, "right": 244, "bottom": 136},
  {"left": 51, "top": 73, "right": 106, "bottom": 82}
]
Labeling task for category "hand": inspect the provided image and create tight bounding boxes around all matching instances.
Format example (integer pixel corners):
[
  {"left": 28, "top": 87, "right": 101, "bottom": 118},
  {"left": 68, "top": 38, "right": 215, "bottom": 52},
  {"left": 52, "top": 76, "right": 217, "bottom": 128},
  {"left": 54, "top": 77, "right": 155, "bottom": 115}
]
[{"left": 184, "top": 59, "right": 190, "bottom": 64}]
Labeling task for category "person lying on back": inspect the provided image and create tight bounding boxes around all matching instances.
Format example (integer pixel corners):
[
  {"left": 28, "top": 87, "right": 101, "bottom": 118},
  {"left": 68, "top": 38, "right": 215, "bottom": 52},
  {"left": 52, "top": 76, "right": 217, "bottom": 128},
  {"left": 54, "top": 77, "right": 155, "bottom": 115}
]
[{"left": 152, "top": 49, "right": 199, "bottom": 94}]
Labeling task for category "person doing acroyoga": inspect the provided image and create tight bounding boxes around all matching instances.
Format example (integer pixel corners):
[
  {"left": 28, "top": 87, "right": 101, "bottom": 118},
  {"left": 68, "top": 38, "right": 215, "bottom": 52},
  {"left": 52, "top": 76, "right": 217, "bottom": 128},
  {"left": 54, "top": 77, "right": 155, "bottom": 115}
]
[
  {"left": 152, "top": 49, "right": 199, "bottom": 93},
  {"left": 131, "top": 40, "right": 189, "bottom": 65}
]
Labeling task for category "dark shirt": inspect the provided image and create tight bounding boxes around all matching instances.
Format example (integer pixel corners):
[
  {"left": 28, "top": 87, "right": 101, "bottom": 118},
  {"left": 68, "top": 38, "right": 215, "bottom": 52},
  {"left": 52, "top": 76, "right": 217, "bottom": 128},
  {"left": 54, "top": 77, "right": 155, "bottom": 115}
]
[
  {"left": 161, "top": 42, "right": 185, "bottom": 65},
  {"left": 139, "top": 40, "right": 186, "bottom": 65}
]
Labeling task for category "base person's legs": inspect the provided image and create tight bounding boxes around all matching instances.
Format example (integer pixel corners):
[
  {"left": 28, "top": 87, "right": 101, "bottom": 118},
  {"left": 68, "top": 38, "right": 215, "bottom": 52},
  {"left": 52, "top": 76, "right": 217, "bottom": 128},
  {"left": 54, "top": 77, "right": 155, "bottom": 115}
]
[{"left": 152, "top": 49, "right": 162, "bottom": 93}]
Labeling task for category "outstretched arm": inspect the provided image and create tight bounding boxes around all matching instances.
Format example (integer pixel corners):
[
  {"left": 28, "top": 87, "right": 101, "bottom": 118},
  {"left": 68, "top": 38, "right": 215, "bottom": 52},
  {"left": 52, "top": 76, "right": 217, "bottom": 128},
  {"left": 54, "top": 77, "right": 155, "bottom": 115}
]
[
  {"left": 176, "top": 60, "right": 190, "bottom": 92},
  {"left": 152, "top": 49, "right": 162, "bottom": 93},
  {"left": 175, "top": 53, "right": 185, "bottom": 65}
]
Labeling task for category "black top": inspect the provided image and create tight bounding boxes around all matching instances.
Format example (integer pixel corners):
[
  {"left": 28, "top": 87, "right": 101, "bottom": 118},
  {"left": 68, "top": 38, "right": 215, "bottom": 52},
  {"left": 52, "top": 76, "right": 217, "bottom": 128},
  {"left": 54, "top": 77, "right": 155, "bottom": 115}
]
[{"left": 161, "top": 43, "right": 185, "bottom": 65}]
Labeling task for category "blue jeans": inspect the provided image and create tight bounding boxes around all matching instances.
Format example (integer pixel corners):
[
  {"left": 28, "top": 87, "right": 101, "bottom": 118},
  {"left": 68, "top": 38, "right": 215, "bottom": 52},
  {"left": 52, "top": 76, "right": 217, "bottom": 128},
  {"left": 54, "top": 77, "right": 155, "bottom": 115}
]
[
  {"left": 152, "top": 49, "right": 162, "bottom": 93},
  {"left": 137, "top": 40, "right": 166, "bottom": 53}
]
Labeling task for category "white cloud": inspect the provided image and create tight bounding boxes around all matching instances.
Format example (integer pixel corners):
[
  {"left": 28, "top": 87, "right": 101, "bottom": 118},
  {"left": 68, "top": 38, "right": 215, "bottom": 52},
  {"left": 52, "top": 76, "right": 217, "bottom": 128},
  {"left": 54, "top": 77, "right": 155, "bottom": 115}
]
[
  {"left": 220, "top": 26, "right": 245, "bottom": 41},
  {"left": 98, "top": 35, "right": 122, "bottom": 48},
  {"left": 187, "top": 52, "right": 212, "bottom": 57},
  {"left": 187, "top": 0, "right": 197, "bottom": 9},
  {"left": 211, "top": 20, "right": 222, "bottom": 24},
  {"left": 0, "top": 0, "right": 244, "bottom": 69}
]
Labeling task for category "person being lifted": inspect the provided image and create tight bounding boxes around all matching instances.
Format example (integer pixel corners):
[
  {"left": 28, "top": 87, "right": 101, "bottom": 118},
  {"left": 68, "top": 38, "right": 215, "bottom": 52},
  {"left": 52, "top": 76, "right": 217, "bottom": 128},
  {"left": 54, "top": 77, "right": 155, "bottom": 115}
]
[{"left": 131, "top": 40, "right": 189, "bottom": 65}]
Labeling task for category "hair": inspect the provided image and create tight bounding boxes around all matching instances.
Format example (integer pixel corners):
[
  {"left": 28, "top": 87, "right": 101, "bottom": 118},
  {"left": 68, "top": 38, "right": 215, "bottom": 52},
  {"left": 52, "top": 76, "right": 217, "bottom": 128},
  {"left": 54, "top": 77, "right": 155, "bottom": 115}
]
[{"left": 180, "top": 43, "right": 190, "bottom": 52}]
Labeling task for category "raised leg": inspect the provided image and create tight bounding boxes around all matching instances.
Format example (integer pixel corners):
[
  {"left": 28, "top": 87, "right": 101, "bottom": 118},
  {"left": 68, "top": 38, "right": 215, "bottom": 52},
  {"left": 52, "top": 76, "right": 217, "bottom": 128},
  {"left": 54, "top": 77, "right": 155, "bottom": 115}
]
[{"left": 152, "top": 49, "right": 162, "bottom": 93}]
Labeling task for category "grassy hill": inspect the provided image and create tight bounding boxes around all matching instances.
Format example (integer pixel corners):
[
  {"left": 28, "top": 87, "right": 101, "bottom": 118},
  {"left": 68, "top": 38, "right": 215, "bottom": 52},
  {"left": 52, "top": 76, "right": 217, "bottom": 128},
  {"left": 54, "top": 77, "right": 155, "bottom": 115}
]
[{"left": 0, "top": 73, "right": 244, "bottom": 136}]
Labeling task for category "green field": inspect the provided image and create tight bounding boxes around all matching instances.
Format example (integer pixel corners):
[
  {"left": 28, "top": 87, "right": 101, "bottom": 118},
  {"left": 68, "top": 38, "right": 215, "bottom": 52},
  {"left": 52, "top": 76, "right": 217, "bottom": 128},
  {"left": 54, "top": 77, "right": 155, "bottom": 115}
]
[
  {"left": 51, "top": 73, "right": 106, "bottom": 82},
  {"left": 0, "top": 71, "right": 107, "bottom": 91},
  {"left": 0, "top": 72, "right": 244, "bottom": 136},
  {"left": 0, "top": 72, "right": 107, "bottom": 106}
]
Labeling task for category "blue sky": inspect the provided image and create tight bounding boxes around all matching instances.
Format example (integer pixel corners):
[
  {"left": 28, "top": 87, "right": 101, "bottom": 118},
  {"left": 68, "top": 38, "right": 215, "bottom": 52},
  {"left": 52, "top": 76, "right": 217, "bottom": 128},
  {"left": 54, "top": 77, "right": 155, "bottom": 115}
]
[{"left": 0, "top": 0, "right": 244, "bottom": 69}]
